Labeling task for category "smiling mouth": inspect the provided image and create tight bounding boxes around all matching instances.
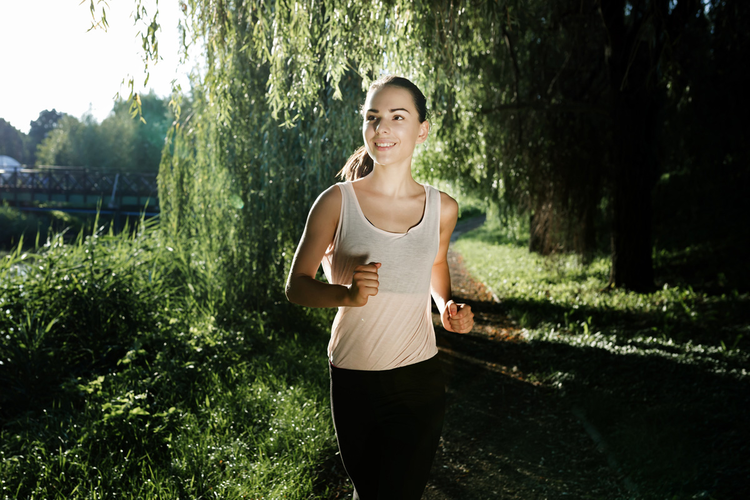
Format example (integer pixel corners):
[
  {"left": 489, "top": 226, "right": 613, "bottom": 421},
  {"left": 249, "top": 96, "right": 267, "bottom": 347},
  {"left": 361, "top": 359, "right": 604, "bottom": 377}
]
[{"left": 375, "top": 142, "right": 395, "bottom": 148}]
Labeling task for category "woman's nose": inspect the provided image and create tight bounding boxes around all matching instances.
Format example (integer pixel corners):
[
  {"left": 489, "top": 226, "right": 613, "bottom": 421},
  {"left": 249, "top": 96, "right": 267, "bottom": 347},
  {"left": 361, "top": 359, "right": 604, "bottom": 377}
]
[{"left": 375, "top": 119, "right": 389, "bottom": 133}]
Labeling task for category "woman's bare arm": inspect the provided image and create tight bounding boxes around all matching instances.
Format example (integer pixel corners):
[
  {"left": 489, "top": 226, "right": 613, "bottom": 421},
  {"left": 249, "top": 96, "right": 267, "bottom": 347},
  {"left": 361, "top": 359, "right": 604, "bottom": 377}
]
[
  {"left": 430, "top": 192, "right": 458, "bottom": 314},
  {"left": 430, "top": 191, "right": 474, "bottom": 333},
  {"left": 285, "top": 186, "right": 380, "bottom": 308}
]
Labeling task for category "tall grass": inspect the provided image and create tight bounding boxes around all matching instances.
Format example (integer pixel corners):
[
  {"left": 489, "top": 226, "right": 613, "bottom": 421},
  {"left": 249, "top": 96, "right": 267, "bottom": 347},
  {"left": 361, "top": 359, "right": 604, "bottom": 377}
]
[{"left": 0, "top": 219, "right": 337, "bottom": 499}]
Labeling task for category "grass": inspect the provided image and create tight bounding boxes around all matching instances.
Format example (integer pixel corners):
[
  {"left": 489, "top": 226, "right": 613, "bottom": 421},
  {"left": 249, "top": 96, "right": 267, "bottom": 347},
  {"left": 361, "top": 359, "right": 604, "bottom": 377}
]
[
  {"left": 454, "top": 219, "right": 750, "bottom": 498},
  {"left": 455, "top": 219, "right": 749, "bottom": 358},
  {"left": 0, "top": 219, "right": 338, "bottom": 499}
]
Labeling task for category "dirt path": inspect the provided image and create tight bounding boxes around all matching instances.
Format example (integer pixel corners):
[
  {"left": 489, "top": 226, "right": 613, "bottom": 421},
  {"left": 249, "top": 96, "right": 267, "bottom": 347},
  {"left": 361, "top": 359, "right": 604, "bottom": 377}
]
[{"left": 424, "top": 242, "right": 628, "bottom": 499}]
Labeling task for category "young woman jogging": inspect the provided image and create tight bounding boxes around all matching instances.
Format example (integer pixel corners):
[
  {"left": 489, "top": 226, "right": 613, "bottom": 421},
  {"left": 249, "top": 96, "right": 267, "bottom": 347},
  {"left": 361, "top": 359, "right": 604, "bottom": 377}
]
[{"left": 286, "top": 75, "right": 474, "bottom": 499}]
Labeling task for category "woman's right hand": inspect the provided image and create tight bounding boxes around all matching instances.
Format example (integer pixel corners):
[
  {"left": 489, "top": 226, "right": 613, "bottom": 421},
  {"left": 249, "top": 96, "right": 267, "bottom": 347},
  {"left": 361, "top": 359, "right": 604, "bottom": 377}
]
[{"left": 347, "top": 262, "right": 381, "bottom": 307}]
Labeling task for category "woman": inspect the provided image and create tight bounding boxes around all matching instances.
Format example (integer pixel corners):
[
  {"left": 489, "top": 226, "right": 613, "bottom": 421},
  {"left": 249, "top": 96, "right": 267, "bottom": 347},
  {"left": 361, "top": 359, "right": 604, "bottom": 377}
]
[{"left": 285, "top": 75, "right": 474, "bottom": 499}]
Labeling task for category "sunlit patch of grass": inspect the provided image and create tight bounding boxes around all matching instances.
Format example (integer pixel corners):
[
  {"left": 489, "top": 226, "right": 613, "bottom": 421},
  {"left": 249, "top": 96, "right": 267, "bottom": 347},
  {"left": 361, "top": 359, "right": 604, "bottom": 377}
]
[{"left": 454, "top": 219, "right": 750, "bottom": 374}]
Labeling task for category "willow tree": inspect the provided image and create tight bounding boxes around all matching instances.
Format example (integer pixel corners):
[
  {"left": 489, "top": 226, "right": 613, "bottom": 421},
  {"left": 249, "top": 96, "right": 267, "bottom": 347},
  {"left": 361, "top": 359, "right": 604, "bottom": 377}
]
[
  {"left": 156, "top": 5, "right": 366, "bottom": 309},
  {"left": 107, "top": 0, "right": 707, "bottom": 298}
]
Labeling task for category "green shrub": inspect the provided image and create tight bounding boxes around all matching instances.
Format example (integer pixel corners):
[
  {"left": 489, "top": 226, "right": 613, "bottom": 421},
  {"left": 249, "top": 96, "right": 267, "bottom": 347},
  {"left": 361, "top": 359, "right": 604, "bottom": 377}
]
[{"left": 0, "top": 220, "right": 336, "bottom": 499}]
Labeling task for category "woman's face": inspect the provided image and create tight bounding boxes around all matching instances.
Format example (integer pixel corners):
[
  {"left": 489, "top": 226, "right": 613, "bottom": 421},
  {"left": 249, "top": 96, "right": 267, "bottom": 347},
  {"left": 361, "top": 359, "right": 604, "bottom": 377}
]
[{"left": 362, "top": 85, "right": 429, "bottom": 169}]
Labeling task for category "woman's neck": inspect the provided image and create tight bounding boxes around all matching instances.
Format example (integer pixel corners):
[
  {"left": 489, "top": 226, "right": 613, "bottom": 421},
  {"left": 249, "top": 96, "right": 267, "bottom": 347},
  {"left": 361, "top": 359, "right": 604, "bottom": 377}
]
[{"left": 363, "top": 161, "right": 420, "bottom": 198}]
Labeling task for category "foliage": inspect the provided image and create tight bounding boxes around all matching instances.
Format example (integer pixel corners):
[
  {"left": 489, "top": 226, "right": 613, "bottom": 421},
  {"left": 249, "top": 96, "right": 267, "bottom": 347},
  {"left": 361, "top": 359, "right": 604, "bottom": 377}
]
[
  {"left": 0, "top": 220, "right": 337, "bottom": 499},
  {"left": 59, "top": 1, "right": 750, "bottom": 294},
  {"left": 153, "top": 0, "right": 526, "bottom": 307},
  {"left": 0, "top": 217, "right": 171, "bottom": 416},
  {"left": 410, "top": 1, "right": 612, "bottom": 256},
  {"left": 34, "top": 92, "right": 172, "bottom": 171},
  {"left": 121, "top": 0, "right": 740, "bottom": 296},
  {"left": 27, "top": 109, "right": 65, "bottom": 166},
  {"left": 158, "top": 29, "right": 363, "bottom": 309},
  {"left": 106, "top": 93, "right": 174, "bottom": 171},
  {"left": 0, "top": 119, "right": 28, "bottom": 165},
  {"left": 36, "top": 114, "right": 97, "bottom": 167}
]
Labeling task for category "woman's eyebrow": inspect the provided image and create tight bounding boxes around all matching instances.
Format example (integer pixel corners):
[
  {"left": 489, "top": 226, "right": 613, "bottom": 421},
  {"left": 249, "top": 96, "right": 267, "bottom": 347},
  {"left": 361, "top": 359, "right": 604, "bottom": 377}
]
[{"left": 366, "top": 108, "right": 412, "bottom": 114}]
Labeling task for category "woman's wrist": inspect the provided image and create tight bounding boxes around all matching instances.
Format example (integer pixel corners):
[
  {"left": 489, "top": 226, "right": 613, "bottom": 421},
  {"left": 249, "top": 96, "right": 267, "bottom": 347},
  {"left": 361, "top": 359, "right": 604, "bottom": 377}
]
[
  {"left": 340, "top": 284, "right": 355, "bottom": 308},
  {"left": 287, "top": 276, "right": 355, "bottom": 308},
  {"left": 434, "top": 297, "right": 450, "bottom": 316}
]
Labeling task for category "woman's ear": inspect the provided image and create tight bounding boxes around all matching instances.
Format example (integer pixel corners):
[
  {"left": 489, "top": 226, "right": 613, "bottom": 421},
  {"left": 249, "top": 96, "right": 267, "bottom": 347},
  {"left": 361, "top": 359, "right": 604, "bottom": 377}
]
[{"left": 416, "top": 120, "right": 430, "bottom": 144}]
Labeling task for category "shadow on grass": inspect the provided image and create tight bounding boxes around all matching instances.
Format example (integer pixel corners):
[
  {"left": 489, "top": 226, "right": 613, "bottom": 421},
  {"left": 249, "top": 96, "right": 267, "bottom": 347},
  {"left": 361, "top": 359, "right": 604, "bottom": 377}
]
[
  {"left": 488, "top": 292, "right": 750, "bottom": 353},
  {"left": 428, "top": 345, "right": 626, "bottom": 499},
  {"left": 432, "top": 295, "right": 750, "bottom": 499}
]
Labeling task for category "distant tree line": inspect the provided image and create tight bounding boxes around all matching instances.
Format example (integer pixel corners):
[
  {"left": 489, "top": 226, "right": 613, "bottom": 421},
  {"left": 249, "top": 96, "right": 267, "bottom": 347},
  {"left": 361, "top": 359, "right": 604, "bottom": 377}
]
[{"left": 0, "top": 91, "right": 172, "bottom": 172}]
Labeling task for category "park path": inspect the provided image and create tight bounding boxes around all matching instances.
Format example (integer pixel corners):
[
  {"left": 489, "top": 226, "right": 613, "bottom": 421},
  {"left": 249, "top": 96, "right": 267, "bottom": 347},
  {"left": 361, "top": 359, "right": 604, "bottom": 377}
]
[{"left": 422, "top": 217, "right": 628, "bottom": 500}]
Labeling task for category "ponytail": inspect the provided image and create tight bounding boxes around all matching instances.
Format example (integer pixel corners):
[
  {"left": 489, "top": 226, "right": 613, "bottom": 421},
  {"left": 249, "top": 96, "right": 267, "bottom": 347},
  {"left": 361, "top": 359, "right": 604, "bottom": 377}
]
[{"left": 337, "top": 146, "right": 374, "bottom": 181}]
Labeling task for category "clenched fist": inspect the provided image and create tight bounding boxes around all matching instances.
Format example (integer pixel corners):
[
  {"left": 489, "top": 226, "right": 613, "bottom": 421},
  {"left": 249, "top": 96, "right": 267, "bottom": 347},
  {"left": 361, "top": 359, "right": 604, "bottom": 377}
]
[
  {"left": 347, "top": 262, "right": 381, "bottom": 307},
  {"left": 441, "top": 300, "right": 474, "bottom": 333}
]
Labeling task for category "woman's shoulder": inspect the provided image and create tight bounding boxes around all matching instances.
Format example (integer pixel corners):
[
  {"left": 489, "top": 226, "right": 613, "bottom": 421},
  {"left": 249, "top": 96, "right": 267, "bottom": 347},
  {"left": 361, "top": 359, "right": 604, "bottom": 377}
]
[
  {"left": 419, "top": 183, "right": 457, "bottom": 225},
  {"left": 430, "top": 187, "right": 458, "bottom": 224},
  {"left": 313, "top": 183, "right": 344, "bottom": 210},
  {"left": 424, "top": 185, "right": 457, "bottom": 213},
  {"left": 306, "top": 183, "right": 344, "bottom": 228}
]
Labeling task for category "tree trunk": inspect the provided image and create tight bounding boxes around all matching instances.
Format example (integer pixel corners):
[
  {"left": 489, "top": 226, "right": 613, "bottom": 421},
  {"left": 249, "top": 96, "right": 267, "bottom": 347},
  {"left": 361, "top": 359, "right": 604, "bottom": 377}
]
[
  {"left": 609, "top": 91, "right": 657, "bottom": 292},
  {"left": 529, "top": 210, "right": 547, "bottom": 254},
  {"left": 600, "top": 0, "right": 666, "bottom": 292}
]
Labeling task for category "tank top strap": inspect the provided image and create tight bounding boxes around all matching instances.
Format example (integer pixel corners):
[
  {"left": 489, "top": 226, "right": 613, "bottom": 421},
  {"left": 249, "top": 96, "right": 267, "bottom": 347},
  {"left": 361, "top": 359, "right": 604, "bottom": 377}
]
[
  {"left": 335, "top": 182, "right": 357, "bottom": 243},
  {"left": 428, "top": 184, "right": 440, "bottom": 215},
  {"left": 339, "top": 181, "right": 359, "bottom": 214},
  {"left": 424, "top": 184, "right": 442, "bottom": 238}
]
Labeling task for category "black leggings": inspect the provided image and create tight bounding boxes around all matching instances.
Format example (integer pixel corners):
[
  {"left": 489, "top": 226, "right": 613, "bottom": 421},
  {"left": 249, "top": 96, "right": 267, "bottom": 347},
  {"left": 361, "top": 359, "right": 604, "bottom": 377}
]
[{"left": 329, "top": 355, "right": 446, "bottom": 500}]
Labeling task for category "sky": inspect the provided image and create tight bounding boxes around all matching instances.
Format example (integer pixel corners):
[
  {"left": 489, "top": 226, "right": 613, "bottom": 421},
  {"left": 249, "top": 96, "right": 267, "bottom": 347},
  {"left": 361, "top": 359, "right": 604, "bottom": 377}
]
[{"left": 0, "top": 0, "right": 191, "bottom": 134}]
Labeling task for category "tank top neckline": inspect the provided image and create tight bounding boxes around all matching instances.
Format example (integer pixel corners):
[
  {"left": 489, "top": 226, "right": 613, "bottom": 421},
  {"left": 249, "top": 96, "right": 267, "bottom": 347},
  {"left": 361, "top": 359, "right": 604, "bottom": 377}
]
[{"left": 346, "top": 181, "right": 429, "bottom": 236}]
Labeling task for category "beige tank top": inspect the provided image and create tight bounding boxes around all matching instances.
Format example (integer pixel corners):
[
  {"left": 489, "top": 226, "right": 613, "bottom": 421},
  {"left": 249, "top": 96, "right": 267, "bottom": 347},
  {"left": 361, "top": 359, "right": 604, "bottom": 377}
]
[{"left": 321, "top": 180, "right": 441, "bottom": 371}]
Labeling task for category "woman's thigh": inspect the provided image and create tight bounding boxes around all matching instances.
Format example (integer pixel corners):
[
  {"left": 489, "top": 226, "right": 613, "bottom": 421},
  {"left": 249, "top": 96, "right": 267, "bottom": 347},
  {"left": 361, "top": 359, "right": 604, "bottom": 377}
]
[{"left": 330, "top": 357, "right": 445, "bottom": 500}]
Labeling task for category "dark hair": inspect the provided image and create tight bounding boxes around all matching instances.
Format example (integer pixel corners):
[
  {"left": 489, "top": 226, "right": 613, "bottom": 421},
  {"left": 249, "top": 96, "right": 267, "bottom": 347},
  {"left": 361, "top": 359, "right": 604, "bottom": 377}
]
[{"left": 338, "top": 75, "right": 428, "bottom": 181}]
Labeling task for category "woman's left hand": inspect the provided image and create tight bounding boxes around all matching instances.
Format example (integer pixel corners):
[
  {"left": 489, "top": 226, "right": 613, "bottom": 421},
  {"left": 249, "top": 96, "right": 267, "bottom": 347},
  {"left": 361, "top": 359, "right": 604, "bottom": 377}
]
[{"left": 441, "top": 300, "right": 474, "bottom": 334}]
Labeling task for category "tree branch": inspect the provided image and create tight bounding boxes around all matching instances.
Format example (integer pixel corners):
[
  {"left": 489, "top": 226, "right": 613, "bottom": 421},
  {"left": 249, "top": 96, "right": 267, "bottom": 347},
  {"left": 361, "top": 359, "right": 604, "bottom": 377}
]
[
  {"left": 547, "top": 51, "right": 573, "bottom": 95},
  {"left": 482, "top": 102, "right": 609, "bottom": 116},
  {"left": 502, "top": 22, "right": 523, "bottom": 143}
]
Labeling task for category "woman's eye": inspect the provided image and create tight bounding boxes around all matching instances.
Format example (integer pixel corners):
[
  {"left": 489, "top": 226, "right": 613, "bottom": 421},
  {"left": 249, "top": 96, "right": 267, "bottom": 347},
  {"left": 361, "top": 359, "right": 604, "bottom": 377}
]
[
  {"left": 366, "top": 115, "right": 376, "bottom": 121},
  {"left": 393, "top": 115, "right": 404, "bottom": 120}
]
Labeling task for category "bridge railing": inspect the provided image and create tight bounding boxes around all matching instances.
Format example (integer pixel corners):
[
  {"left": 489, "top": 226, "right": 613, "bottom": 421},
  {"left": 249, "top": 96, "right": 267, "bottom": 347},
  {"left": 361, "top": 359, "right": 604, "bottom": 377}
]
[{"left": 0, "top": 167, "right": 159, "bottom": 212}]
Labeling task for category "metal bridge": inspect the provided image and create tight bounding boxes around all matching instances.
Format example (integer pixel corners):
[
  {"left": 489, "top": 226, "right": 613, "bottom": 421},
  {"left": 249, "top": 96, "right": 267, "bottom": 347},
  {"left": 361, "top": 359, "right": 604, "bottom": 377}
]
[{"left": 0, "top": 167, "right": 159, "bottom": 216}]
